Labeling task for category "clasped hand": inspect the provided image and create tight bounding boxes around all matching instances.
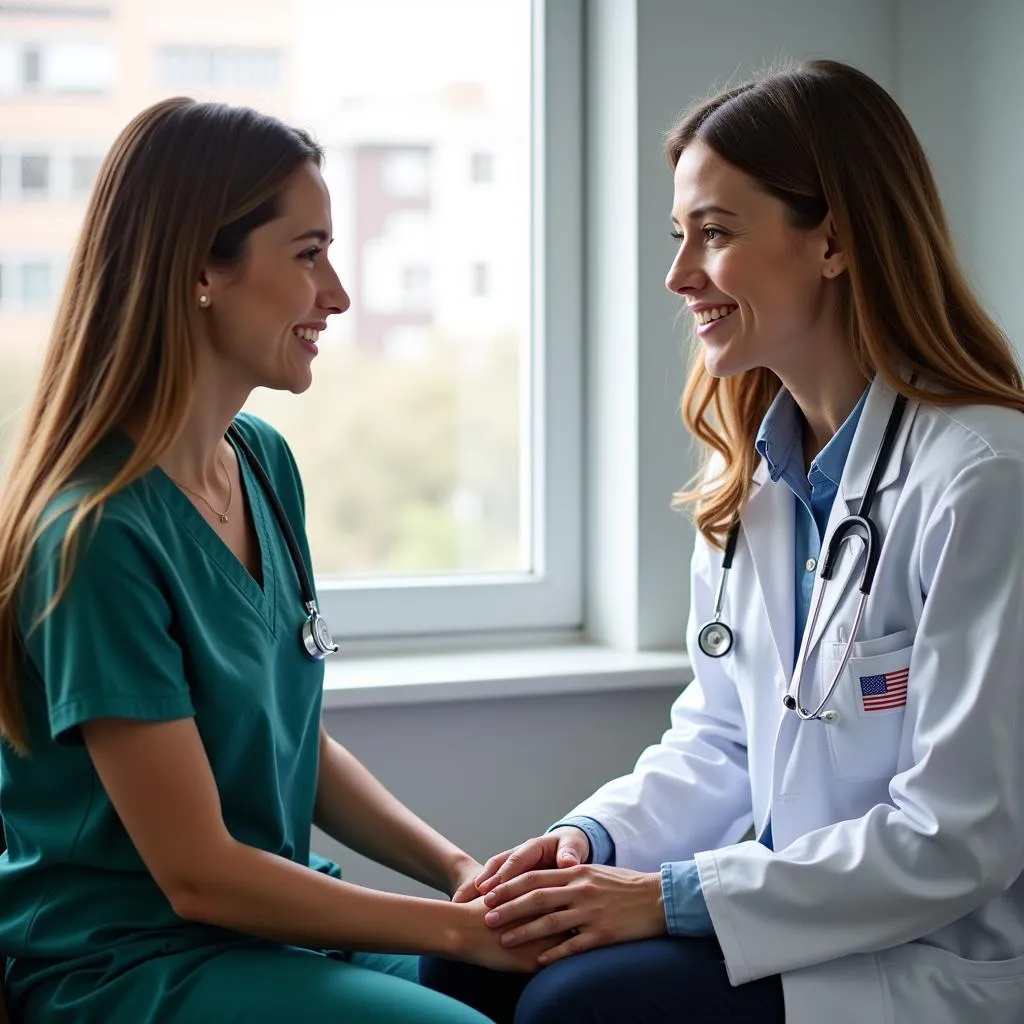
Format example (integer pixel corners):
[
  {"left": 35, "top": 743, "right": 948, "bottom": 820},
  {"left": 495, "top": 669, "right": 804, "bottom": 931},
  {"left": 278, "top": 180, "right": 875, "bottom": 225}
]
[{"left": 454, "top": 827, "right": 666, "bottom": 966}]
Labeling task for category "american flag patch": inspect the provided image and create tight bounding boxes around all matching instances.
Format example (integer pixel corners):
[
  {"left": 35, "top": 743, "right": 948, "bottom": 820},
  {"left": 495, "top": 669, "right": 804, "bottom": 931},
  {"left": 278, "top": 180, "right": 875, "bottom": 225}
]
[{"left": 859, "top": 668, "right": 909, "bottom": 712}]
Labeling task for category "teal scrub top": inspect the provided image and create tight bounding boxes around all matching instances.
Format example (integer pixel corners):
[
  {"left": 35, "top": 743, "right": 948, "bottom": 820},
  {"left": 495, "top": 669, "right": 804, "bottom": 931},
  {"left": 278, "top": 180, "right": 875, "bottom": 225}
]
[{"left": 0, "top": 413, "right": 339, "bottom": 1005}]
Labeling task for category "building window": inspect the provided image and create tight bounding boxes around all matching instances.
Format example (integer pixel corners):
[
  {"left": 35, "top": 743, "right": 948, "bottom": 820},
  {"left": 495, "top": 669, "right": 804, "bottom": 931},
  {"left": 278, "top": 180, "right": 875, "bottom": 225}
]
[
  {"left": 470, "top": 150, "right": 494, "bottom": 183},
  {"left": 21, "top": 260, "right": 54, "bottom": 308},
  {"left": 471, "top": 262, "right": 490, "bottom": 297},
  {"left": 21, "top": 45, "right": 42, "bottom": 91},
  {"left": 70, "top": 154, "right": 101, "bottom": 199},
  {"left": 0, "top": 0, "right": 583, "bottom": 644},
  {"left": 0, "top": 39, "right": 114, "bottom": 97},
  {"left": 158, "top": 45, "right": 283, "bottom": 89},
  {"left": 401, "top": 265, "right": 432, "bottom": 309},
  {"left": 20, "top": 154, "right": 49, "bottom": 197}
]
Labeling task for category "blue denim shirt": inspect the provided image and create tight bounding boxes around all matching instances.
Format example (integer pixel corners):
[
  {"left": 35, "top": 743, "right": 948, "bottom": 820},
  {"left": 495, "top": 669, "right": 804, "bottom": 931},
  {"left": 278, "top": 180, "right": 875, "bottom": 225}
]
[{"left": 554, "top": 385, "right": 868, "bottom": 936}]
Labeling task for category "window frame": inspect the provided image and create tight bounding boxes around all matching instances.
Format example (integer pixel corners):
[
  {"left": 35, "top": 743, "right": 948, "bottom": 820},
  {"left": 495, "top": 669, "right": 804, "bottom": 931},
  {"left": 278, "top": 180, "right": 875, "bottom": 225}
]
[{"left": 316, "top": 0, "right": 583, "bottom": 641}]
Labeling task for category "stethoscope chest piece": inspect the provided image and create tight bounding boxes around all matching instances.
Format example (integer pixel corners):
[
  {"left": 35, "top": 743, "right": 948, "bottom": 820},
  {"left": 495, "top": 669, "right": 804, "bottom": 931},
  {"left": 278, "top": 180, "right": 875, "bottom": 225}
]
[
  {"left": 303, "top": 606, "right": 339, "bottom": 661},
  {"left": 696, "top": 521, "right": 741, "bottom": 659},
  {"left": 697, "top": 620, "right": 734, "bottom": 658}
]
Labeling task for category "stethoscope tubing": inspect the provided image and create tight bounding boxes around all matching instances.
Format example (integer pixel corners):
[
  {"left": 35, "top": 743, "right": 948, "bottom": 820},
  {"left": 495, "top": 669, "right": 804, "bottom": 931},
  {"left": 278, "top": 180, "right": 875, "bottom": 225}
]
[
  {"left": 226, "top": 425, "right": 338, "bottom": 660},
  {"left": 696, "top": 388, "right": 910, "bottom": 720}
]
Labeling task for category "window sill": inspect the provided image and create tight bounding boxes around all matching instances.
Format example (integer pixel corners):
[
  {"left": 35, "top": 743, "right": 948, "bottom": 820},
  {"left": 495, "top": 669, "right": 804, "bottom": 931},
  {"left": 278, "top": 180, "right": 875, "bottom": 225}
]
[{"left": 321, "top": 643, "right": 692, "bottom": 710}]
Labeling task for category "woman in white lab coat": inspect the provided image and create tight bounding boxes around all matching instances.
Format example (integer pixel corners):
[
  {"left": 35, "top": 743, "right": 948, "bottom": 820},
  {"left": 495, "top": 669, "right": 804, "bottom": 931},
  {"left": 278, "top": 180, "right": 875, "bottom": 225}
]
[{"left": 421, "top": 58, "right": 1024, "bottom": 1024}]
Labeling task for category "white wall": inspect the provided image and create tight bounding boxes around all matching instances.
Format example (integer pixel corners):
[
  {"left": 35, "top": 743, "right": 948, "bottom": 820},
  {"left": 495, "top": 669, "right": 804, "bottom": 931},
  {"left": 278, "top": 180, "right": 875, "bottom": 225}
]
[
  {"left": 318, "top": 0, "right": 900, "bottom": 897},
  {"left": 585, "top": 0, "right": 895, "bottom": 652},
  {"left": 898, "top": 0, "right": 1024, "bottom": 347},
  {"left": 316, "top": 685, "right": 679, "bottom": 896}
]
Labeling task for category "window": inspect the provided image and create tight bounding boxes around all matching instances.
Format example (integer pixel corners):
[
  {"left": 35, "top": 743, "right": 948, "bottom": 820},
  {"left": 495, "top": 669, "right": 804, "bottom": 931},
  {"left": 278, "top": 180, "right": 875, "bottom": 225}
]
[
  {"left": 20, "top": 154, "right": 49, "bottom": 197},
  {"left": 70, "top": 153, "right": 101, "bottom": 198},
  {"left": 401, "top": 265, "right": 432, "bottom": 309},
  {"left": 21, "top": 45, "right": 41, "bottom": 90},
  {"left": 0, "top": 258, "right": 58, "bottom": 311},
  {"left": 0, "top": 40, "right": 115, "bottom": 96},
  {"left": 158, "top": 45, "right": 283, "bottom": 89},
  {"left": 20, "top": 260, "right": 52, "bottom": 307},
  {"left": 470, "top": 150, "right": 494, "bottom": 183},
  {"left": 471, "top": 262, "right": 490, "bottom": 297},
  {"left": 0, "top": 0, "right": 584, "bottom": 642}
]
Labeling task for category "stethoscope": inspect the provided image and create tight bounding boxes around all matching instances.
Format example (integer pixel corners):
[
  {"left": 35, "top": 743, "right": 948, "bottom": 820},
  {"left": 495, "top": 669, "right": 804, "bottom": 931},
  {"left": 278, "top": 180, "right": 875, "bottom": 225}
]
[
  {"left": 227, "top": 426, "right": 339, "bottom": 661},
  {"left": 696, "top": 389, "right": 910, "bottom": 723}
]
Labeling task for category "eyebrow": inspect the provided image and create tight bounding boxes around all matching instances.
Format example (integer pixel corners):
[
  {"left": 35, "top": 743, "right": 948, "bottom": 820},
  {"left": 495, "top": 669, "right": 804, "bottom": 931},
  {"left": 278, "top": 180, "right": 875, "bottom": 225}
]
[
  {"left": 291, "top": 229, "right": 331, "bottom": 244},
  {"left": 671, "top": 205, "right": 738, "bottom": 225}
]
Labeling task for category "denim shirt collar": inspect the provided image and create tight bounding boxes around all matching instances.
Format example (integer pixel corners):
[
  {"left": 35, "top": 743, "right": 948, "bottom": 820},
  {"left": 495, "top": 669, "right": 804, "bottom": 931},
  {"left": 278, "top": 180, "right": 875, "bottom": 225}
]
[{"left": 755, "top": 385, "right": 869, "bottom": 488}]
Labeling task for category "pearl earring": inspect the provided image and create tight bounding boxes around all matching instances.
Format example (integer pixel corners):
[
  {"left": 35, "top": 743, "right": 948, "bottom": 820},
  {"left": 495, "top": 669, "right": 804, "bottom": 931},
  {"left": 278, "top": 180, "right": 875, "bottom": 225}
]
[{"left": 198, "top": 294, "right": 210, "bottom": 307}]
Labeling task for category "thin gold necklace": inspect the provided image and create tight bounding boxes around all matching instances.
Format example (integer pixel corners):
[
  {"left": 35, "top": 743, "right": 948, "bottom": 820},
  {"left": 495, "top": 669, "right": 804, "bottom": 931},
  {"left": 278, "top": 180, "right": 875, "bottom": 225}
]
[{"left": 175, "top": 455, "right": 233, "bottom": 524}]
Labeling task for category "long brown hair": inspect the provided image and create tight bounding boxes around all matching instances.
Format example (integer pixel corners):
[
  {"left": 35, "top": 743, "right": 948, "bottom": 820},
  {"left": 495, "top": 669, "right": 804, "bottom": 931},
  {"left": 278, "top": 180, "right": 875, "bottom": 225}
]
[
  {"left": 668, "top": 59, "right": 1024, "bottom": 548},
  {"left": 0, "top": 98, "right": 322, "bottom": 753}
]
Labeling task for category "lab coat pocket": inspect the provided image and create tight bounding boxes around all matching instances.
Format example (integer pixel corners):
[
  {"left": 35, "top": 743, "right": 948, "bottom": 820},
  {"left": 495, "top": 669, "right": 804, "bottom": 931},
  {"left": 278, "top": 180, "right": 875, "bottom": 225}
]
[
  {"left": 882, "top": 942, "right": 1024, "bottom": 1024},
  {"left": 824, "top": 635, "right": 913, "bottom": 782}
]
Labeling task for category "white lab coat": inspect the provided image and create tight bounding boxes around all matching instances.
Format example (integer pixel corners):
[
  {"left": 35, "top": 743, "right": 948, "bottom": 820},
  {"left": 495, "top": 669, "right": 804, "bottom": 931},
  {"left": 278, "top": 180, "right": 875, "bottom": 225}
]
[{"left": 569, "top": 376, "right": 1024, "bottom": 1024}]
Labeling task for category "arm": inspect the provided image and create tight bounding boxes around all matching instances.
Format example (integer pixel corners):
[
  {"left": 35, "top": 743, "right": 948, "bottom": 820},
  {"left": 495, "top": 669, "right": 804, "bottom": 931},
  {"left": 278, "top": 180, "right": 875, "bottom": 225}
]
[
  {"left": 313, "top": 725, "right": 478, "bottom": 897},
  {"left": 26, "top": 498, "right": 547, "bottom": 969},
  {"left": 698, "top": 456, "right": 1024, "bottom": 984},
  {"left": 82, "top": 714, "right": 546, "bottom": 969},
  {"left": 564, "top": 530, "right": 753, "bottom": 869},
  {"left": 467, "top": 526, "right": 752, "bottom": 955},
  {"left": 469, "top": 534, "right": 743, "bottom": 956},
  {"left": 476, "top": 529, "right": 754, "bottom": 903}
]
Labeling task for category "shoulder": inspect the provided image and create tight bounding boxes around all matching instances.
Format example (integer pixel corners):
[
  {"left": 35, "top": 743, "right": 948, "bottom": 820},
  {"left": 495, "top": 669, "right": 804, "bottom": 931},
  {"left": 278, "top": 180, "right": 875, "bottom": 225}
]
[
  {"left": 31, "top": 496, "right": 156, "bottom": 584},
  {"left": 910, "top": 399, "right": 1024, "bottom": 467},
  {"left": 32, "top": 445, "right": 159, "bottom": 569},
  {"left": 22, "top": 482, "right": 167, "bottom": 639},
  {"left": 904, "top": 399, "right": 1024, "bottom": 529}
]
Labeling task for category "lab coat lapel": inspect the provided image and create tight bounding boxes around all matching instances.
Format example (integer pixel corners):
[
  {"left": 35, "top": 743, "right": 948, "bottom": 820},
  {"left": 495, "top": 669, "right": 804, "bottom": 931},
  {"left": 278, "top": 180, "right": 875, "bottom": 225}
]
[
  {"left": 742, "top": 460, "right": 796, "bottom": 678},
  {"left": 800, "top": 377, "right": 918, "bottom": 659},
  {"left": 838, "top": 375, "right": 918, "bottom": 514}
]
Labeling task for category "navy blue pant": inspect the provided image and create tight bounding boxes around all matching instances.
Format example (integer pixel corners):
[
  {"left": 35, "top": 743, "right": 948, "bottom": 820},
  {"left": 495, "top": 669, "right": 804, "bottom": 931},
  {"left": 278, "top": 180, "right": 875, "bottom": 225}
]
[{"left": 419, "top": 936, "right": 786, "bottom": 1023}]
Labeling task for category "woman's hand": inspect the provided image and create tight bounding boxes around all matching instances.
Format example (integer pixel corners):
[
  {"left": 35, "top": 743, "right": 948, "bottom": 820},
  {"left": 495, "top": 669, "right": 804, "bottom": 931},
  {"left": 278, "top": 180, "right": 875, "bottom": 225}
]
[
  {"left": 455, "top": 827, "right": 590, "bottom": 903},
  {"left": 447, "top": 854, "right": 485, "bottom": 903},
  {"left": 448, "top": 899, "right": 565, "bottom": 972},
  {"left": 481, "top": 864, "right": 667, "bottom": 965}
]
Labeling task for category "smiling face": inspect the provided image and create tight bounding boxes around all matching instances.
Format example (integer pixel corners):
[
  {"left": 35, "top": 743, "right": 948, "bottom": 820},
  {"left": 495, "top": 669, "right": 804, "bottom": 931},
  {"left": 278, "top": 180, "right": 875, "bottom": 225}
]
[
  {"left": 665, "top": 140, "right": 844, "bottom": 382},
  {"left": 199, "top": 161, "right": 349, "bottom": 397}
]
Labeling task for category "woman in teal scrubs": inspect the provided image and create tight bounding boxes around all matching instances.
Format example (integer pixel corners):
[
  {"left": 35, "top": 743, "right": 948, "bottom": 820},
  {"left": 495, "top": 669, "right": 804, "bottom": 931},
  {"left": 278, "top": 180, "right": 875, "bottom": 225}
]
[{"left": 0, "top": 99, "right": 546, "bottom": 1023}]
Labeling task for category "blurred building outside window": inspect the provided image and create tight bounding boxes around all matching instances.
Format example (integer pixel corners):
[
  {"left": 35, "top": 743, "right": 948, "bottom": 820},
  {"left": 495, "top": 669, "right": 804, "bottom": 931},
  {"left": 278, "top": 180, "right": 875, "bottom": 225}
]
[{"left": 0, "top": 0, "right": 569, "bottom": 641}]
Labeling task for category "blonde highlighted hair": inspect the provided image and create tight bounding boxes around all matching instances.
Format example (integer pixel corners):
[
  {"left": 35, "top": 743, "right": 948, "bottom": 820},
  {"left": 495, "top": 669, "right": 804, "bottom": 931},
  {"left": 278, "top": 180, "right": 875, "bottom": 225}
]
[
  {"left": 0, "top": 98, "right": 322, "bottom": 753},
  {"left": 669, "top": 59, "right": 1024, "bottom": 547}
]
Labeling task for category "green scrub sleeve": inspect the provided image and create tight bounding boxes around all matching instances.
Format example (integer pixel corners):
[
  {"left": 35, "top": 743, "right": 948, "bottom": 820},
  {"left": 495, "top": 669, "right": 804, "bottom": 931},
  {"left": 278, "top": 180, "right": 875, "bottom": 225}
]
[{"left": 19, "top": 500, "right": 195, "bottom": 744}]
